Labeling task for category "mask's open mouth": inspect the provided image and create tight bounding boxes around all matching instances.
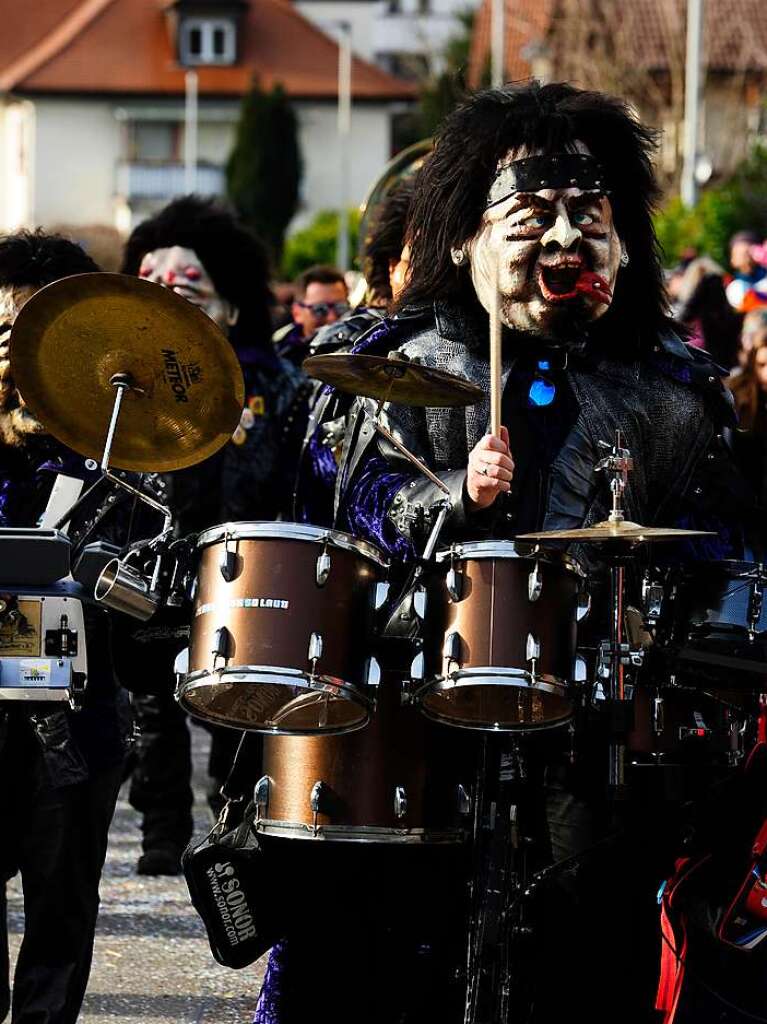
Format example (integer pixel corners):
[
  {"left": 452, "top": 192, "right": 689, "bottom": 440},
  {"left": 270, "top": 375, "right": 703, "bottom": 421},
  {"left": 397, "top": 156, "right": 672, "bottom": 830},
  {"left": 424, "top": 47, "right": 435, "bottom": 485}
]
[
  {"left": 539, "top": 264, "right": 582, "bottom": 302},
  {"left": 538, "top": 265, "right": 612, "bottom": 305}
]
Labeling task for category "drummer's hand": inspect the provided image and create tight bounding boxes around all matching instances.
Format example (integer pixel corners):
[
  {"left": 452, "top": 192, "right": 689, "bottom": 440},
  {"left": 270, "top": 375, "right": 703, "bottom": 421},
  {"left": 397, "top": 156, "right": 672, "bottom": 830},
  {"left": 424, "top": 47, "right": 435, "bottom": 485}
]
[{"left": 466, "top": 427, "right": 514, "bottom": 510}]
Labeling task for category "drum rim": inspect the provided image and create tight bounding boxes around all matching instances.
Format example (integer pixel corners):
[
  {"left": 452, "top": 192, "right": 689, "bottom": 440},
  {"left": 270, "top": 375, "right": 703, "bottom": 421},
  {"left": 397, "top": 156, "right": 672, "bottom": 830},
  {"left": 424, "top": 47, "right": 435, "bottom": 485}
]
[
  {"left": 253, "top": 820, "right": 465, "bottom": 844},
  {"left": 436, "top": 540, "right": 584, "bottom": 576},
  {"left": 177, "top": 667, "right": 373, "bottom": 735},
  {"left": 415, "top": 669, "right": 572, "bottom": 732},
  {"left": 196, "top": 521, "right": 388, "bottom": 568}
]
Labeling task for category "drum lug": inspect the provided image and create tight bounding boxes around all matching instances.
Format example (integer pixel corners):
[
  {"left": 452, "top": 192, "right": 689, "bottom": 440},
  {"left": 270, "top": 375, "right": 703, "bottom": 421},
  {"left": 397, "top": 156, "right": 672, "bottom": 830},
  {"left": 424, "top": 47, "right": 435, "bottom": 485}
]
[
  {"left": 373, "top": 581, "right": 390, "bottom": 611},
  {"left": 444, "top": 631, "right": 461, "bottom": 667},
  {"left": 528, "top": 562, "right": 542, "bottom": 602},
  {"left": 409, "top": 650, "right": 424, "bottom": 689},
  {"left": 310, "top": 780, "right": 328, "bottom": 834},
  {"left": 526, "top": 633, "right": 540, "bottom": 674},
  {"left": 457, "top": 783, "right": 472, "bottom": 816},
  {"left": 307, "top": 632, "right": 324, "bottom": 672},
  {"left": 577, "top": 589, "right": 592, "bottom": 622},
  {"left": 212, "top": 626, "right": 231, "bottom": 664},
  {"left": 413, "top": 586, "right": 427, "bottom": 620},
  {"left": 365, "top": 656, "right": 381, "bottom": 687},
  {"left": 316, "top": 547, "right": 332, "bottom": 587},
  {"left": 446, "top": 567, "right": 463, "bottom": 602},
  {"left": 748, "top": 582, "right": 763, "bottom": 640},
  {"left": 254, "top": 775, "right": 270, "bottom": 819},
  {"left": 220, "top": 533, "right": 238, "bottom": 582},
  {"left": 173, "top": 646, "right": 189, "bottom": 684},
  {"left": 394, "top": 786, "right": 408, "bottom": 819}
]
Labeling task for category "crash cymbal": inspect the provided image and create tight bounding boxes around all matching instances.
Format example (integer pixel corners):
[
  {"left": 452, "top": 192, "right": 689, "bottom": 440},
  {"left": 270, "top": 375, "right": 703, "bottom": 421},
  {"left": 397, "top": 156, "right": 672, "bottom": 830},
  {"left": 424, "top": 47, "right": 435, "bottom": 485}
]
[
  {"left": 302, "top": 353, "right": 483, "bottom": 407},
  {"left": 10, "top": 273, "right": 244, "bottom": 472},
  {"left": 517, "top": 519, "right": 716, "bottom": 543}
]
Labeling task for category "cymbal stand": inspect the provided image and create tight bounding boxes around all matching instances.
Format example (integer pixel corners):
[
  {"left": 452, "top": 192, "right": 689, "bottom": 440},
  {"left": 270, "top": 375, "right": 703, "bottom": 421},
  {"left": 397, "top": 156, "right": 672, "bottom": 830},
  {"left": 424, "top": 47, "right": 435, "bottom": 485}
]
[{"left": 595, "top": 432, "right": 640, "bottom": 795}]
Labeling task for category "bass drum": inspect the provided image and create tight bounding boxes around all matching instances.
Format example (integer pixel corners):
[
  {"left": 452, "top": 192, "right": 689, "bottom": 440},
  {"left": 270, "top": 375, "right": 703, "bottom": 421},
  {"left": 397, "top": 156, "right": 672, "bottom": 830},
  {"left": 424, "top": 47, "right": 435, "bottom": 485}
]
[
  {"left": 178, "top": 523, "right": 387, "bottom": 735},
  {"left": 254, "top": 674, "right": 476, "bottom": 843}
]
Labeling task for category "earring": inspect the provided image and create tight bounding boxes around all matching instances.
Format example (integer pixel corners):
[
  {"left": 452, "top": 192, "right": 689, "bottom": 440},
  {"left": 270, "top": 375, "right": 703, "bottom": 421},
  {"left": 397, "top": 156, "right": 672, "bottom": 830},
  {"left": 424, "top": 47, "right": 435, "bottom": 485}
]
[
  {"left": 451, "top": 248, "right": 466, "bottom": 266},
  {"left": 620, "top": 247, "right": 630, "bottom": 268}
]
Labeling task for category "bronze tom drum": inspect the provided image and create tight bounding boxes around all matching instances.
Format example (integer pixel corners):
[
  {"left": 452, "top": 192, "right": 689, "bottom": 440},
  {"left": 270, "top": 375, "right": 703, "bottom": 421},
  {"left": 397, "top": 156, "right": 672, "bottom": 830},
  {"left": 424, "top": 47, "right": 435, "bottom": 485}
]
[
  {"left": 254, "top": 675, "right": 474, "bottom": 843},
  {"left": 418, "top": 541, "right": 582, "bottom": 731},
  {"left": 178, "top": 523, "right": 387, "bottom": 734}
]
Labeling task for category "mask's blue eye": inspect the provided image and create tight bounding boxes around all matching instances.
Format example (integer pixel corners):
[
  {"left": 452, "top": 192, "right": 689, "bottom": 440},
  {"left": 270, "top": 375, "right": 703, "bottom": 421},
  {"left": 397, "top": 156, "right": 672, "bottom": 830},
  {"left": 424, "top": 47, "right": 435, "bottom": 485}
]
[{"left": 528, "top": 377, "right": 556, "bottom": 407}]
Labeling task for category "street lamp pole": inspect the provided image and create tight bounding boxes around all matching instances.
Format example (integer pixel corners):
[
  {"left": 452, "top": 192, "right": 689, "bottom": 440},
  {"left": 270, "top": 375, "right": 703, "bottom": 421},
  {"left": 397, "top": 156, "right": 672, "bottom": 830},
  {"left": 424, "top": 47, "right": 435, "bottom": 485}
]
[
  {"left": 336, "top": 21, "right": 352, "bottom": 272},
  {"left": 184, "top": 70, "right": 199, "bottom": 194},
  {"left": 491, "top": 0, "right": 505, "bottom": 89},
  {"left": 681, "top": 0, "right": 705, "bottom": 207}
]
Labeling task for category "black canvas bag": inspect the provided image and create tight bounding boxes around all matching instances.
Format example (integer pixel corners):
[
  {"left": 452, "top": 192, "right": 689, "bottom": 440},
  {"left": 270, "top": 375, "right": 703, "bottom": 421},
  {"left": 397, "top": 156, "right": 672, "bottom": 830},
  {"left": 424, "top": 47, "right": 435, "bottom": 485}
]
[{"left": 182, "top": 734, "right": 282, "bottom": 968}]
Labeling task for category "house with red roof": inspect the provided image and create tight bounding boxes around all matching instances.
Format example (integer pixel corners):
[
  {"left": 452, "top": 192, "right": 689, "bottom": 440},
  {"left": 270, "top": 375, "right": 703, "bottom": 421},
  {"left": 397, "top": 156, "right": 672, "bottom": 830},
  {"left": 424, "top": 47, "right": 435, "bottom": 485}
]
[{"left": 0, "top": 0, "right": 415, "bottom": 237}]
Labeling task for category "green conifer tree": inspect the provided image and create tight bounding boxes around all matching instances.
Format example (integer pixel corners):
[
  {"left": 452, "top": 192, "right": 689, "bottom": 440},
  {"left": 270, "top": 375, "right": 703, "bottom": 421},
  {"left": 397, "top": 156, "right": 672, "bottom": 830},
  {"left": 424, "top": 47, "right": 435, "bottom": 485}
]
[{"left": 226, "top": 80, "right": 303, "bottom": 264}]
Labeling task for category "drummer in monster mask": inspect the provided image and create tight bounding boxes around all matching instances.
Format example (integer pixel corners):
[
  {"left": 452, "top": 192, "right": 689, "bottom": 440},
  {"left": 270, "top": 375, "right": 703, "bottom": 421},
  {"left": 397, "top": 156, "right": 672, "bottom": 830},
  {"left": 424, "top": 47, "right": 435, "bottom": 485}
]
[{"left": 254, "top": 84, "right": 755, "bottom": 1024}]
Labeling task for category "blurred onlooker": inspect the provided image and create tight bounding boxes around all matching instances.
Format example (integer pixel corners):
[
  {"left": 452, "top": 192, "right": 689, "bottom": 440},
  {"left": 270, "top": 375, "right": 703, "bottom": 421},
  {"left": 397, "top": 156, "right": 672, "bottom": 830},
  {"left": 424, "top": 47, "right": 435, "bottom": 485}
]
[
  {"left": 732, "top": 308, "right": 767, "bottom": 373},
  {"left": 726, "top": 230, "right": 767, "bottom": 309},
  {"left": 273, "top": 265, "right": 349, "bottom": 365},
  {"left": 676, "top": 256, "right": 741, "bottom": 368},
  {"left": 727, "top": 330, "right": 767, "bottom": 520}
]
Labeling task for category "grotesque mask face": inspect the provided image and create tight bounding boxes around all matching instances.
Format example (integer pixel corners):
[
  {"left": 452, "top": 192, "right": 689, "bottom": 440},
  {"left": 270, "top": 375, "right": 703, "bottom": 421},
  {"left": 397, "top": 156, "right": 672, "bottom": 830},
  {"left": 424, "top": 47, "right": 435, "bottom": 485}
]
[
  {"left": 466, "top": 143, "right": 622, "bottom": 337},
  {"left": 0, "top": 284, "right": 45, "bottom": 446},
  {"left": 138, "top": 246, "right": 238, "bottom": 331}
]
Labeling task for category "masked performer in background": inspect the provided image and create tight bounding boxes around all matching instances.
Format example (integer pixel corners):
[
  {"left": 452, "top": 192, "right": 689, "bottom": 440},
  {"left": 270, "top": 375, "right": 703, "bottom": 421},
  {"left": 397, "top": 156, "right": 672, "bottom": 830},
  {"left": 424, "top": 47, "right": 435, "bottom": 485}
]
[
  {"left": 121, "top": 196, "right": 310, "bottom": 873},
  {"left": 326, "top": 83, "right": 750, "bottom": 1023},
  {"left": 0, "top": 232, "right": 164, "bottom": 1024},
  {"left": 292, "top": 177, "right": 416, "bottom": 525}
]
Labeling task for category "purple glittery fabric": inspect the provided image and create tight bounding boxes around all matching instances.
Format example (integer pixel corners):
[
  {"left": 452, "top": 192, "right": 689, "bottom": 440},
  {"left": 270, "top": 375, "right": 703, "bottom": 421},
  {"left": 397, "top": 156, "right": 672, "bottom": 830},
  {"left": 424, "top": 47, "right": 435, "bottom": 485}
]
[
  {"left": 296, "top": 426, "right": 339, "bottom": 526},
  {"left": 339, "top": 455, "right": 415, "bottom": 560},
  {"left": 253, "top": 943, "right": 285, "bottom": 1023}
]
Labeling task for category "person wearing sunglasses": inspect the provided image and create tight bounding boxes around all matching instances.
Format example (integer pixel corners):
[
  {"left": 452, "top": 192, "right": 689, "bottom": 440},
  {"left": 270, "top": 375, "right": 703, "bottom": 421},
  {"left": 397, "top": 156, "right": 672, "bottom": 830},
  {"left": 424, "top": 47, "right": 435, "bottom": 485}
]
[{"left": 273, "top": 264, "right": 349, "bottom": 365}]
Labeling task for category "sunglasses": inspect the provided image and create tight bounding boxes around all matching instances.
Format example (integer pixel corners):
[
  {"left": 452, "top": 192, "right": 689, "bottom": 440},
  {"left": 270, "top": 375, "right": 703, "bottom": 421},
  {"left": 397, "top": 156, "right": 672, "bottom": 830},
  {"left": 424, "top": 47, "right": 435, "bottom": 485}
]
[{"left": 298, "top": 301, "right": 350, "bottom": 318}]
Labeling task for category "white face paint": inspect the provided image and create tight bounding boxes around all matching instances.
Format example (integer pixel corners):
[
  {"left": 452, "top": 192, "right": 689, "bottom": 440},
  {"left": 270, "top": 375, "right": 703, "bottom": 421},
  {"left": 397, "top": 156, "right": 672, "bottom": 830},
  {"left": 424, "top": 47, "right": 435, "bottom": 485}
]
[
  {"left": 138, "top": 246, "right": 238, "bottom": 331},
  {"left": 467, "top": 143, "right": 622, "bottom": 337},
  {"left": 0, "top": 284, "right": 45, "bottom": 446}
]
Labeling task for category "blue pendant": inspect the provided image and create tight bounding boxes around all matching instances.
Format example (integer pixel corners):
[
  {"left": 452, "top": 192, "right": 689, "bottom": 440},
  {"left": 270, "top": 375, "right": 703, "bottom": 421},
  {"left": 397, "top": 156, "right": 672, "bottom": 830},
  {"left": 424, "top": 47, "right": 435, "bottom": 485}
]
[{"left": 528, "top": 360, "right": 556, "bottom": 407}]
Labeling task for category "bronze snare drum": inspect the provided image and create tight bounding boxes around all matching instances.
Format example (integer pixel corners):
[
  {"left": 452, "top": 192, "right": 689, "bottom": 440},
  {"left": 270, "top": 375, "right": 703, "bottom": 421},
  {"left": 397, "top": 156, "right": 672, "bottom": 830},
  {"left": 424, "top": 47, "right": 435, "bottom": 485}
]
[
  {"left": 417, "top": 541, "right": 581, "bottom": 731},
  {"left": 254, "top": 675, "right": 474, "bottom": 843},
  {"left": 178, "top": 523, "right": 387, "bottom": 734}
]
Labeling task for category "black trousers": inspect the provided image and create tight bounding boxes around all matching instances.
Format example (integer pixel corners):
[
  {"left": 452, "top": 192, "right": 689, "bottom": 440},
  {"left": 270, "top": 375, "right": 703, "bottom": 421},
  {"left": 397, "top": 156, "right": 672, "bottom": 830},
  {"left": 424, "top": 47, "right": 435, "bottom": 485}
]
[
  {"left": 0, "top": 722, "right": 122, "bottom": 1024},
  {"left": 128, "top": 692, "right": 194, "bottom": 854}
]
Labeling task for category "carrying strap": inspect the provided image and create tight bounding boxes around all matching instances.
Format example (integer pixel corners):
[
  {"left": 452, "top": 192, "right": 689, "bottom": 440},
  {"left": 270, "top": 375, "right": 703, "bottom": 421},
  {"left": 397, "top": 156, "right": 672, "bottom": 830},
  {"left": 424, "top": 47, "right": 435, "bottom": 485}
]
[{"left": 219, "top": 731, "right": 261, "bottom": 804}]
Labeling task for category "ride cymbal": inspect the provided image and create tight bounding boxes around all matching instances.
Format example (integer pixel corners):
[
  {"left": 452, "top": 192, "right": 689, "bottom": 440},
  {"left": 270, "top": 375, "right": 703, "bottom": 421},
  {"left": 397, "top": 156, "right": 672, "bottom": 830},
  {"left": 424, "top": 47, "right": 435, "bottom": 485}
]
[
  {"left": 517, "top": 519, "right": 716, "bottom": 544},
  {"left": 302, "top": 353, "right": 483, "bottom": 407},
  {"left": 10, "top": 273, "right": 244, "bottom": 472}
]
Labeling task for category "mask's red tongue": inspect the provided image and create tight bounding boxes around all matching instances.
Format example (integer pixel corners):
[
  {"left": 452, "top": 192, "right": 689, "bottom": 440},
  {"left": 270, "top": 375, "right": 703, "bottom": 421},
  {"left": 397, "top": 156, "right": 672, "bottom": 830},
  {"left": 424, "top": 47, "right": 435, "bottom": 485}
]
[{"left": 575, "top": 271, "right": 612, "bottom": 304}]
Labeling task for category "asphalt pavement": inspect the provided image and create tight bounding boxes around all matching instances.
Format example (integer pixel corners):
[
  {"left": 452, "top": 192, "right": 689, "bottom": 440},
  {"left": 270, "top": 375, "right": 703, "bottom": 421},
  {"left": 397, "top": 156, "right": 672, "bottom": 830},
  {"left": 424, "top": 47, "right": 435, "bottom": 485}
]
[{"left": 7, "top": 725, "right": 270, "bottom": 1024}]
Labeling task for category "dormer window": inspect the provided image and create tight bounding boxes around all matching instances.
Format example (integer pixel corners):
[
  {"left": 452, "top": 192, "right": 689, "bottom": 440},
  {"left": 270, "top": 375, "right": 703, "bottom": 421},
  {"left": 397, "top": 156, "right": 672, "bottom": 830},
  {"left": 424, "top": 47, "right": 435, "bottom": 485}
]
[{"left": 180, "top": 17, "right": 236, "bottom": 65}]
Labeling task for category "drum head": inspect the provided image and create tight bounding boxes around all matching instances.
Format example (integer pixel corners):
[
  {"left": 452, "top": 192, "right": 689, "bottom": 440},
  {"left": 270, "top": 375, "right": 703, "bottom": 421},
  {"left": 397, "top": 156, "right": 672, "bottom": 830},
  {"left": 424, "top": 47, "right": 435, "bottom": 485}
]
[
  {"left": 178, "top": 675, "right": 371, "bottom": 735},
  {"left": 418, "top": 678, "right": 572, "bottom": 732}
]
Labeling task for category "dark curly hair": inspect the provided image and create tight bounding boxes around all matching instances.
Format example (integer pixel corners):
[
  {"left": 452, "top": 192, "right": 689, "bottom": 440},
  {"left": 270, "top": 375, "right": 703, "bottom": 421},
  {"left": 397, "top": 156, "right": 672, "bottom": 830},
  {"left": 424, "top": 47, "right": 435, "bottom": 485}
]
[
  {"left": 363, "top": 177, "right": 415, "bottom": 305},
  {"left": 398, "top": 81, "right": 669, "bottom": 344},
  {"left": 121, "top": 195, "right": 273, "bottom": 350},
  {"left": 0, "top": 230, "right": 100, "bottom": 287}
]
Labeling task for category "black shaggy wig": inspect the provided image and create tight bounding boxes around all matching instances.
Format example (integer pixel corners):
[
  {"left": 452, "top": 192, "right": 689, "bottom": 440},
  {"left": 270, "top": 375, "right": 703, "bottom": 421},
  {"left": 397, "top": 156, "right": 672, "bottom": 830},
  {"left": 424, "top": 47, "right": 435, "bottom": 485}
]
[
  {"left": 398, "top": 81, "right": 670, "bottom": 345},
  {"left": 121, "top": 195, "right": 273, "bottom": 351},
  {"left": 363, "top": 177, "right": 415, "bottom": 305},
  {"left": 0, "top": 230, "right": 100, "bottom": 287}
]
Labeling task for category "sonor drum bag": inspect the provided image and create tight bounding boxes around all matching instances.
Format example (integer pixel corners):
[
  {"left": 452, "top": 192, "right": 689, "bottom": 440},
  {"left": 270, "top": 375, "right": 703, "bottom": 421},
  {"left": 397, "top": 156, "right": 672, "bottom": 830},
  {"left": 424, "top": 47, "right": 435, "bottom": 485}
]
[{"left": 183, "top": 800, "right": 281, "bottom": 969}]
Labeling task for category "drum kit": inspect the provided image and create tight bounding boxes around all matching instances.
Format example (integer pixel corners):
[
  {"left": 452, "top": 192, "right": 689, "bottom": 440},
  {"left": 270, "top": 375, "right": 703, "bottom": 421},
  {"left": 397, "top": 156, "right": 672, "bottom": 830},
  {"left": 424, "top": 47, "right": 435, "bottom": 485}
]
[{"left": 2, "top": 274, "right": 767, "bottom": 1017}]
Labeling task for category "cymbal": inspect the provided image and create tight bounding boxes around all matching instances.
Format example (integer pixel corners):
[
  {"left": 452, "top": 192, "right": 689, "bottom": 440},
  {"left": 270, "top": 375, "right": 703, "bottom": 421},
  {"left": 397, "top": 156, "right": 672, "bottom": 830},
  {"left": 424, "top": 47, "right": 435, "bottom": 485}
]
[
  {"left": 302, "top": 353, "right": 483, "bottom": 407},
  {"left": 10, "top": 273, "right": 245, "bottom": 472},
  {"left": 517, "top": 519, "right": 716, "bottom": 544}
]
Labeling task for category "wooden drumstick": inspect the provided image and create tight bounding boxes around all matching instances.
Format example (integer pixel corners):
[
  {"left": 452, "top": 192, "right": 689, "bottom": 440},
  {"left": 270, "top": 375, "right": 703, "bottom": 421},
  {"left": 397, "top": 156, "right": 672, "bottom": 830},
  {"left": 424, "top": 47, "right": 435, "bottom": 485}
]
[{"left": 489, "top": 256, "right": 502, "bottom": 438}]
